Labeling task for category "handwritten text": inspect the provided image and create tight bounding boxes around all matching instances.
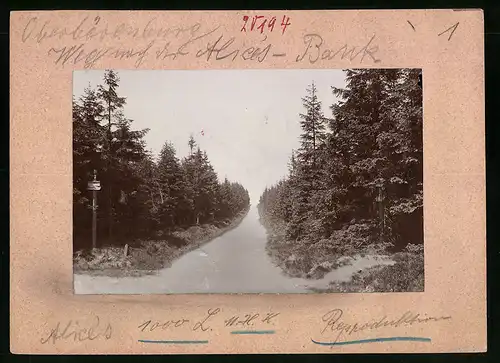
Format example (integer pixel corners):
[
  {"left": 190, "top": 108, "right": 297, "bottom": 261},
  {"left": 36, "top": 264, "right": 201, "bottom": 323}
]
[
  {"left": 40, "top": 316, "right": 112, "bottom": 344},
  {"left": 22, "top": 16, "right": 203, "bottom": 44},
  {"left": 26, "top": 15, "right": 384, "bottom": 68},
  {"left": 241, "top": 15, "right": 291, "bottom": 35},
  {"left": 320, "top": 309, "right": 452, "bottom": 343},
  {"left": 296, "top": 33, "right": 381, "bottom": 64}
]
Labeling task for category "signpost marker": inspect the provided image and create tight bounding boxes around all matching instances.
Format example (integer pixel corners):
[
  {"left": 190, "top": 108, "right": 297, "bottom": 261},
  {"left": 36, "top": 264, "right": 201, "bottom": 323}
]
[{"left": 87, "top": 170, "right": 101, "bottom": 250}]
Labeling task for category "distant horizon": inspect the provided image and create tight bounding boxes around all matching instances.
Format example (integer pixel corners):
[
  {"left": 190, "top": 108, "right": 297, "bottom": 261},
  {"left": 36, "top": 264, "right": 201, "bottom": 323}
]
[{"left": 73, "top": 69, "right": 346, "bottom": 202}]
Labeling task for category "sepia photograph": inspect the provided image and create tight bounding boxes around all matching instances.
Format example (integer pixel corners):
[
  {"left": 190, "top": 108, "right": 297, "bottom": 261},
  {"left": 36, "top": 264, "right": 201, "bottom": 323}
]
[{"left": 72, "top": 68, "right": 424, "bottom": 294}]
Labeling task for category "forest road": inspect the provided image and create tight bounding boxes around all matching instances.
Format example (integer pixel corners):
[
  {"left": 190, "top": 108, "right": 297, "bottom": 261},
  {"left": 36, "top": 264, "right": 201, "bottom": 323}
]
[{"left": 74, "top": 206, "right": 394, "bottom": 294}]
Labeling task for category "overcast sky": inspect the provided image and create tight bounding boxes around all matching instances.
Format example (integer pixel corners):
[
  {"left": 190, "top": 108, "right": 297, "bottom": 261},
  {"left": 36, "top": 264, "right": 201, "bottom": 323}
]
[{"left": 73, "top": 69, "right": 346, "bottom": 203}]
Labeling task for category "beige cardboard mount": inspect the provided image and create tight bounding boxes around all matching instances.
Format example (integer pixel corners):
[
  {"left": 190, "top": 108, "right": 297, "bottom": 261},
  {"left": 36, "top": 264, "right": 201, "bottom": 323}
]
[{"left": 10, "top": 9, "right": 486, "bottom": 354}]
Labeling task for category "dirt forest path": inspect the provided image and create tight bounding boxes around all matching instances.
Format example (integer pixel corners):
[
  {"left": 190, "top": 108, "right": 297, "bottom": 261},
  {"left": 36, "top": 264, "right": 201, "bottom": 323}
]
[{"left": 74, "top": 206, "right": 394, "bottom": 294}]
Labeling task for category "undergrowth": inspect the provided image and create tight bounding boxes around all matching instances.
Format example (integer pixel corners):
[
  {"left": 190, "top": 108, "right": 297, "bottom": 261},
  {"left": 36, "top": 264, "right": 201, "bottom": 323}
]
[
  {"left": 325, "top": 244, "right": 424, "bottom": 292},
  {"left": 74, "top": 207, "right": 249, "bottom": 276}
]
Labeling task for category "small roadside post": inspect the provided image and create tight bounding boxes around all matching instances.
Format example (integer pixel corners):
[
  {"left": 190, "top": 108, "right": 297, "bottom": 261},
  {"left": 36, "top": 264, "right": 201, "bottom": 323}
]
[{"left": 87, "top": 170, "right": 101, "bottom": 250}]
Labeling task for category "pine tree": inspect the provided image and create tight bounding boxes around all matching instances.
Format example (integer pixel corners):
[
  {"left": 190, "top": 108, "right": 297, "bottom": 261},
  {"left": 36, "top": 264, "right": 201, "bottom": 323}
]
[
  {"left": 199, "top": 150, "right": 221, "bottom": 222},
  {"left": 259, "top": 69, "right": 423, "bottom": 256},
  {"left": 329, "top": 68, "right": 423, "bottom": 248},
  {"left": 97, "top": 70, "right": 127, "bottom": 242},
  {"left": 218, "top": 177, "right": 233, "bottom": 220},
  {"left": 188, "top": 134, "right": 196, "bottom": 155},
  {"left": 73, "top": 87, "right": 105, "bottom": 204},
  {"left": 72, "top": 87, "right": 105, "bottom": 249},
  {"left": 297, "top": 81, "right": 327, "bottom": 187},
  {"left": 181, "top": 138, "right": 250, "bottom": 226},
  {"left": 288, "top": 82, "right": 328, "bottom": 240},
  {"left": 73, "top": 71, "right": 251, "bottom": 252},
  {"left": 135, "top": 152, "right": 161, "bottom": 231},
  {"left": 157, "top": 141, "right": 187, "bottom": 230},
  {"left": 127, "top": 151, "right": 159, "bottom": 236},
  {"left": 186, "top": 147, "right": 220, "bottom": 224},
  {"left": 112, "top": 120, "right": 150, "bottom": 239}
]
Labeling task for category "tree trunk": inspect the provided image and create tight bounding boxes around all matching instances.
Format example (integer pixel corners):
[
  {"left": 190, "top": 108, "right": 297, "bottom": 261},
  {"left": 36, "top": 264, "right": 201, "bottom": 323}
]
[
  {"left": 156, "top": 181, "right": 164, "bottom": 204},
  {"left": 107, "top": 96, "right": 113, "bottom": 242},
  {"left": 150, "top": 190, "right": 156, "bottom": 209}
]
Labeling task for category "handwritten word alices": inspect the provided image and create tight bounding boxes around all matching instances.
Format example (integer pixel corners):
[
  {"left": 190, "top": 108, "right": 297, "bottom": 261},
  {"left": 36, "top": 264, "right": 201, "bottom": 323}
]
[
  {"left": 241, "top": 15, "right": 291, "bottom": 35},
  {"left": 40, "top": 316, "right": 112, "bottom": 344}
]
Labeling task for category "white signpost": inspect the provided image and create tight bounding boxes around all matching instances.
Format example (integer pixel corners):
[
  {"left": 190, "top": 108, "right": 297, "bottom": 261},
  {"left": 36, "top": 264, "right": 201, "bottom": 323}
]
[
  {"left": 87, "top": 170, "right": 101, "bottom": 250},
  {"left": 87, "top": 180, "right": 101, "bottom": 191}
]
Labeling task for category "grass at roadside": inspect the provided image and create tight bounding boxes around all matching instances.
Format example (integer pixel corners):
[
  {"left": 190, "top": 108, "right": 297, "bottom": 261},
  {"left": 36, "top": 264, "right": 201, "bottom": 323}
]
[
  {"left": 260, "top": 214, "right": 424, "bottom": 292},
  {"left": 262, "top": 218, "right": 389, "bottom": 279},
  {"left": 73, "top": 207, "right": 250, "bottom": 277},
  {"left": 316, "top": 246, "right": 425, "bottom": 292}
]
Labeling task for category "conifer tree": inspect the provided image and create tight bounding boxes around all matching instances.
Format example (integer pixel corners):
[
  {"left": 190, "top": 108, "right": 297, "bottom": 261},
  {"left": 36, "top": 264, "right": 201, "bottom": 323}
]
[
  {"left": 289, "top": 82, "right": 328, "bottom": 240},
  {"left": 73, "top": 70, "right": 251, "bottom": 251},
  {"left": 156, "top": 141, "right": 185, "bottom": 230},
  {"left": 72, "top": 88, "right": 105, "bottom": 249},
  {"left": 97, "top": 70, "right": 127, "bottom": 242},
  {"left": 188, "top": 134, "right": 196, "bottom": 155},
  {"left": 297, "top": 82, "right": 327, "bottom": 184},
  {"left": 259, "top": 69, "right": 423, "bottom": 256}
]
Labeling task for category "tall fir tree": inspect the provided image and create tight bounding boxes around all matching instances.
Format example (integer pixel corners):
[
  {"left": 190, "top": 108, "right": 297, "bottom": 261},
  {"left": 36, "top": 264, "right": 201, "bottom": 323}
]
[
  {"left": 259, "top": 69, "right": 423, "bottom": 255},
  {"left": 157, "top": 141, "right": 187, "bottom": 230},
  {"left": 111, "top": 115, "right": 150, "bottom": 240},
  {"left": 188, "top": 134, "right": 196, "bottom": 155},
  {"left": 330, "top": 68, "right": 423, "bottom": 247},
  {"left": 72, "top": 87, "right": 105, "bottom": 249},
  {"left": 297, "top": 82, "right": 327, "bottom": 183},
  {"left": 97, "top": 70, "right": 127, "bottom": 242},
  {"left": 73, "top": 70, "right": 251, "bottom": 251},
  {"left": 289, "top": 82, "right": 328, "bottom": 240}
]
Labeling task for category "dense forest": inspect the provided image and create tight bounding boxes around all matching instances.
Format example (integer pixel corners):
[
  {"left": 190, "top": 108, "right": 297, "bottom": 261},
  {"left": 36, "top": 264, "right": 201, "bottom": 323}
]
[
  {"left": 258, "top": 69, "right": 424, "bottom": 290},
  {"left": 73, "top": 70, "right": 250, "bottom": 254}
]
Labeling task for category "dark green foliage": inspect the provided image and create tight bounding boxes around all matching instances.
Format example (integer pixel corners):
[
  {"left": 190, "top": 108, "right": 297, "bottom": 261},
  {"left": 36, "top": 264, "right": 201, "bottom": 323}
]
[
  {"left": 258, "top": 69, "right": 423, "bottom": 277},
  {"left": 73, "top": 70, "right": 250, "bottom": 251},
  {"left": 156, "top": 141, "right": 189, "bottom": 229},
  {"left": 326, "top": 245, "right": 425, "bottom": 292}
]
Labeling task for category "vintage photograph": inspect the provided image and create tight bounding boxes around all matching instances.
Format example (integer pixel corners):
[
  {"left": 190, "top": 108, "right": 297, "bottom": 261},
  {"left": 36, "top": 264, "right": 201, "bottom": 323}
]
[{"left": 72, "top": 68, "right": 423, "bottom": 294}]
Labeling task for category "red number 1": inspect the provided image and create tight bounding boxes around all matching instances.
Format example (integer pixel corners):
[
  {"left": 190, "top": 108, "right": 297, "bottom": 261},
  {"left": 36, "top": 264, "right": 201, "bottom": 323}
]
[
  {"left": 251, "top": 15, "right": 264, "bottom": 31},
  {"left": 257, "top": 19, "right": 268, "bottom": 34}
]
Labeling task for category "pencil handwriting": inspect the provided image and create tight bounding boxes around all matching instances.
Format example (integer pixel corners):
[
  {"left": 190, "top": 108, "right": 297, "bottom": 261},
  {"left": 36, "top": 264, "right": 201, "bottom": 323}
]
[
  {"left": 319, "top": 309, "right": 451, "bottom": 343},
  {"left": 40, "top": 316, "right": 112, "bottom": 344},
  {"left": 192, "top": 308, "right": 221, "bottom": 332},
  {"left": 22, "top": 16, "right": 203, "bottom": 44},
  {"left": 138, "top": 318, "right": 190, "bottom": 332},
  {"left": 195, "top": 35, "right": 272, "bottom": 63},
  {"left": 24, "top": 15, "right": 384, "bottom": 67},
  {"left": 295, "top": 33, "right": 381, "bottom": 64}
]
